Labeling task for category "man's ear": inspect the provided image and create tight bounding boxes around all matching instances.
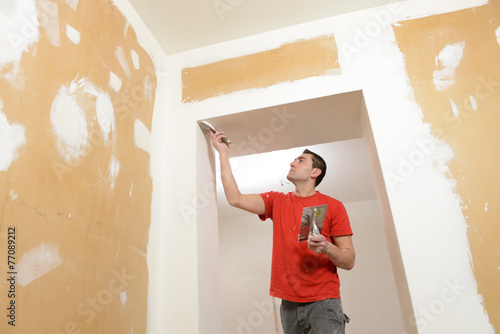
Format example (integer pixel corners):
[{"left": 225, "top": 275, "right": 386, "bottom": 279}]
[{"left": 311, "top": 168, "right": 322, "bottom": 178}]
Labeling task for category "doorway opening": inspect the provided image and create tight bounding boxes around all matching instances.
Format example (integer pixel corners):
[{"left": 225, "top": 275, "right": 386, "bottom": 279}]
[{"left": 198, "top": 90, "right": 415, "bottom": 334}]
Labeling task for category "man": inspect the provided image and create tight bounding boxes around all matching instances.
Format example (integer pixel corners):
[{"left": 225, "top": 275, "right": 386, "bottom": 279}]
[{"left": 211, "top": 130, "right": 355, "bottom": 334}]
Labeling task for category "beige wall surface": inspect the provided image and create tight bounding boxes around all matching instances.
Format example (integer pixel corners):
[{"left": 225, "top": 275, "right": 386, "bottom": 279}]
[
  {"left": 0, "top": 0, "right": 156, "bottom": 332},
  {"left": 394, "top": 2, "right": 500, "bottom": 330},
  {"left": 182, "top": 35, "right": 341, "bottom": 103}
]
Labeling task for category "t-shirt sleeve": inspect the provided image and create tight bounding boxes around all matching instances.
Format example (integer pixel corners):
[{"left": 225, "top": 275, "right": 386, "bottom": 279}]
[
  {"left": 329, "top": 201, "right": 353, "bottom": 237},
  {"left": 258, "top": 191, "right": 276, "bottom": 221}
]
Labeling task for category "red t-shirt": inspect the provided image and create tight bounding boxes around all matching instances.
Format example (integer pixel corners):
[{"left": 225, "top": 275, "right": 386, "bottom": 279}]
[{"left": 259, "top": 191, "right": 352, "bottom": 302}]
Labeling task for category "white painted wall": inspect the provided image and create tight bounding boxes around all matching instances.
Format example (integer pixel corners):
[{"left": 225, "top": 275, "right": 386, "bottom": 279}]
[
  {"left": 117, "top": 0, "right": 494, "bottom": 332},
  {"left": 341, "top": 200, "right": 404, "bottom": 333},
  {"left": 218, "top": 212, "right": 276, "bottom": 334}
]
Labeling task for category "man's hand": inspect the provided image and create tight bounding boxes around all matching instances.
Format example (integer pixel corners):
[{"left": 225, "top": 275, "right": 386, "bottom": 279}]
[
  {"left": 209, "top": 129, "right": 266, "bottom": 215},
  {"left": 307, "top": 235, "right": 329, "bottom": 254},
  {"left": 211, "top": 131, "right": 230, "bottom": 155},
  {"left": 308, "top": 235, "right": 355, "bottom": 270}
]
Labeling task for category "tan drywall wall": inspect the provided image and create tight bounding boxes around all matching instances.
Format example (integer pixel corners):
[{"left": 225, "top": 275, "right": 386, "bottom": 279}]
[
  {"left": 0, "top": 0, "right": 156, "bottom": 332},
  {"left": 394, "top": 2, "right": 500, "bottom": 330},
  {"left": 181, "top": 35, "right": 341, "bottom": 103}
]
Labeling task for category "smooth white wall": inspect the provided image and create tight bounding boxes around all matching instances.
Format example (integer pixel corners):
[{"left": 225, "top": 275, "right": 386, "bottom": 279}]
[
  {"left": 219, "top": 212, "right": 276, "bottom": 334},
  {"left": 341, "top": 200, "right": 405, "bottom": 334}
]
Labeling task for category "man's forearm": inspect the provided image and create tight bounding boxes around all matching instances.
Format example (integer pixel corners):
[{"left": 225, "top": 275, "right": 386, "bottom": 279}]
[
  {"left": 324, "top": 242, "right": 355, "bottom": 270},
  {"left": 218, "top": 152, "right": 243, "bottom": 206}
]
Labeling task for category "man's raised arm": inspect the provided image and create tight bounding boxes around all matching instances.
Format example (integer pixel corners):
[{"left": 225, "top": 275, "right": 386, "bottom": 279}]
[{"left": 211, "top": 131, "right": 265, "bottom": 215}]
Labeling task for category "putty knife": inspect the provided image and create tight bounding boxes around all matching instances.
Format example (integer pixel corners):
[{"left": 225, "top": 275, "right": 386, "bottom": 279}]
[{"left": 199, "top": 120, "right": 231, "bottom": 145}]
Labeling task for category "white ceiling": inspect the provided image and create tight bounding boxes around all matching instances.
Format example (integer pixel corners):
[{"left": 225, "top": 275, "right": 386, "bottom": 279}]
[{"left": 128, "top": 0, "right": 401, "bottom": 54}]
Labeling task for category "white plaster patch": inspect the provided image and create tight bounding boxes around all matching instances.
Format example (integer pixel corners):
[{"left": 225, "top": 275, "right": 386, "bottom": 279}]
[
  {"left": 66, "top": 24, "right": 80, "bottom": 44},
  {"left": 63, "top": 77, "right": 119, "bottom": 188},
  {"left": 9, "top": 189, "right": 18, "bottom": 200},
  {"left": 0, "top": 0, "right": 17, "bottom": 17},
  {"left": 129, "top": 181, "right": 134, "bottom": 197},
  {"left": 109, "top": 155, "right": 120, "bottom": 189},
  {"left": 484, "top": 202, "right": 488, "bottom": 212},
  {"left": 496, "top": 27, "right": 500, "bottom": 46},
  {"left": 449, "top": 98, "right": 460, "bottom": 118},
  {"left": 130, "top": 50, "right": 140, "bottom": 70},
  {"left": 95, "top": 91, "right": 115, "bottom": 144},
  {"left": 433, "top": 42, "right": 465, "bottom": 91},
  {"left": 71, "top": 77, "right": 100, "bottom": 97},
  {"left": 17, "top": 243, "right": 63, "bottom": 286},
  {"left": 0, "top": 103, "right": 26, "bottom": 171},
  {"left": 0, "top": 0, "right": 40, "bottom": 68},
  {"left": 133, "top": 119, "right": 151, "bottom": 155},
  {"left": 109, "top": 71, "right": 122, "bottom": 92},
  {"left": 124, "top": 21, "right": 130, "bottom": 38},
  {"left": 469, "top": 95, "right": 477, "bottom": 111},
  {"left": 2, "top": 62, "right": 27, "bottom": 90},
  {"left": 120, "top": 290, "right": 127, "bottom": 304},
  {"left": 116, "top": 46, "right": 131, "bottom": 78},
  {"left": 144, "top": 75, "right": 154, "bottom": 103},
  {"left": 36, "top": 0, "right": 60, "bottom": 47},
  {"left": 65, "top": 0, "right": 79, "bottom": 11},
  {"left": 50, "top": 85, "right": 88, "bottom": 161}
]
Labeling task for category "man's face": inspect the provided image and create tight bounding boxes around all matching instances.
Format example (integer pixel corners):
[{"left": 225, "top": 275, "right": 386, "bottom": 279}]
[{"left": 286, "top": 153, "right": 315, "bottom": 184}]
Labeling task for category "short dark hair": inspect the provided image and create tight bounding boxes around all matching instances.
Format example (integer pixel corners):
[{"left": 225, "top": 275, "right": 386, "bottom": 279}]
[{"left": 303, "top": 149, "right": 326, "bottom": 187}]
